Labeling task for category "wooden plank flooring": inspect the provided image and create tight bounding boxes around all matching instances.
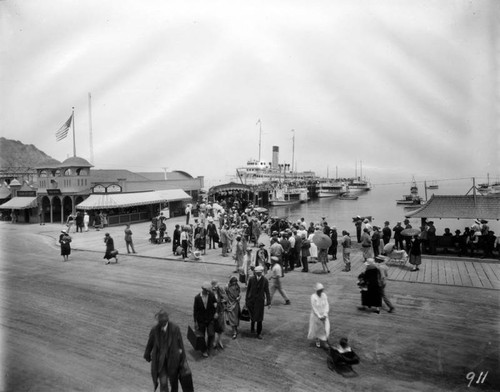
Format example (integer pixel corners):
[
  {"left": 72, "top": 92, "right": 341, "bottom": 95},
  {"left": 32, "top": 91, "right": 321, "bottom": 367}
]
[{"left": 342, "top": 251, "right": 500, "bottom": 291}]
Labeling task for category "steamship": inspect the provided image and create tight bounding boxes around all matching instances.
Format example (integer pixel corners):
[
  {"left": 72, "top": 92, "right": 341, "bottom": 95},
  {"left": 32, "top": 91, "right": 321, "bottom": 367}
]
[{"left": 231, "top": 146, "right": 317, "bottom": 186}]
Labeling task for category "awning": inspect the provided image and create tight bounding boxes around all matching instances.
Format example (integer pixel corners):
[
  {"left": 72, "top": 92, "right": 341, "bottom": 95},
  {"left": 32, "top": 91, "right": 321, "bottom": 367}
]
[
  {"left": 76, "top": 190, "right": 191, "bottom": 210},
  {"left": 0, "top": 196, "right": 37, "bottom": 209},
  {"left": 405, "top": 194, "right": 500, "bottom": 220},
  {"left": 156, "top": 189, "right": 194, "bottom": 202},
  {"left": 209, "top": 182, "right": 253, "bottom": 194}
]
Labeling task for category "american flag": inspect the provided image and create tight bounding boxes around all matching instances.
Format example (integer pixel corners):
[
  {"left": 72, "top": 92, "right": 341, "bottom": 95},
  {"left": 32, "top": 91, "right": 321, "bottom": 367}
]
[{"left": 55, "top": 114, "right": 73, "bottom": 141}]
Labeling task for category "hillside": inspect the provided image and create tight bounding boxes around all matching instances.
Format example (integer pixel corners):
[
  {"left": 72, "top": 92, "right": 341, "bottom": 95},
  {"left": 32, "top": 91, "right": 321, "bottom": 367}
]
[{"left": 0, "top": 137, "right": 60, "bottom": 168}]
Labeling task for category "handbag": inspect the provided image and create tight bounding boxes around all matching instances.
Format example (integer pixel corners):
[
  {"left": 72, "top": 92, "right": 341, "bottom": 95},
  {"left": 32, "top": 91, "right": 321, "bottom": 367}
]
[
  {"left": 239, "top": 306, "right": 251, "bottom": 322},
  {"left": 110, "top": 249, "right": 118, "bottom": 257}
]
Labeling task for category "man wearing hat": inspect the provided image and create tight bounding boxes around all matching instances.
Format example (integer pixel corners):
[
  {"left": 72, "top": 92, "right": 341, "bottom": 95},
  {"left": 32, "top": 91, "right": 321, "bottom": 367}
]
[
  {"left": 270, "top": 237, "right": 285, "bottom": 277},
  {"left": 369, "top": 226, "right": 379, "bottom": 258},
  {"left": 206, "top": 217, "right": 218, "bottom": 250},
  {"left": 245, "top": 265, "right": 271, "bottom": 339},
  {"left": 269, "top": 256, "right": 291, "bottom": 305},
  {"left": 382, "top": 221, "right": 391, "bottom": 246},
  {"left": 392, "top": 222, "right": 404, "bottom": 250},
  {"left": 427, "top": 221, "right": 437, "bottom": 255},
  {"left": 354, "top": 217, "right": 362, "bottom": 243},
  {"left": 255, "top": 243, "right": 270, "bottom": 273},
  {"left": 144, "top": 308, "right": 187, "bottom": 392},
  {"left": 375, "top": 256, "right": 395, "bottom": 313},
  {"left": 193, "top": 282, "right": 218, "bottom": 357}
]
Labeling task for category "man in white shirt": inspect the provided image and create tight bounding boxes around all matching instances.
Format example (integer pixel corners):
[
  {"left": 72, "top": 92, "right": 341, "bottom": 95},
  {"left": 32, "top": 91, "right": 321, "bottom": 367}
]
[
  {"left": 375, "top": 256, "right": 395, "bottom": 313},
  {"left": 269, "top": 257, "right": 291, "bottom": 305}
]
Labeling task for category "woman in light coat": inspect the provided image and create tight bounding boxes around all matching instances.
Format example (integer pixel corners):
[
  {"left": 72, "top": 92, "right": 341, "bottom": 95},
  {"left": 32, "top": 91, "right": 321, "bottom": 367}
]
[
  {"left": 224, "top": 277, "right": 241, "bottom": 339},
  {"left": 307, "top": 282, "right": 330, "bottom": 348}
]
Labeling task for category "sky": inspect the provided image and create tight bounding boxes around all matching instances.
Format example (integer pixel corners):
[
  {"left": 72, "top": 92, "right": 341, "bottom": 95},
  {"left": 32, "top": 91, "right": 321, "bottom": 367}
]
[{"left": 0, "top": 0, "right": 498, "bottom": 188}]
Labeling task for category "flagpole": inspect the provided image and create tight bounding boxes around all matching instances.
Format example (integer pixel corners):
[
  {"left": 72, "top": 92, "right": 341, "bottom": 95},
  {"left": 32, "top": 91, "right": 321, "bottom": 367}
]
[
  {"left": 257, "top": 119, "right": 262, "bottom": 161},
  {"left": 88, "top": 93, "right": 94, "bottom": 164},
  {"left": 72, "top": 107, "right": 76, "bottom": 157}
]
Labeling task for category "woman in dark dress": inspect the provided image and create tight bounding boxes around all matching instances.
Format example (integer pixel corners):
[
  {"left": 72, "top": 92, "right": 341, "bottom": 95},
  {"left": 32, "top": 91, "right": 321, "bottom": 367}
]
[
  {"left": 409, "top": 235, "right": 422, "bottom": 271},
  {"left": 103, "top": 233, "right": 118, "bottom": 264},
  {"left": 357, "top": 261, "right": 382, "bottom": 313},
  {"left": 211, "top": 280, "right": 226, "bottom": 349},
  {"left": 59, "top": 229, "right": 72, "bottom": 261},
  {"left": 328, "top": 227, "right": 338, "bottom": 260}
]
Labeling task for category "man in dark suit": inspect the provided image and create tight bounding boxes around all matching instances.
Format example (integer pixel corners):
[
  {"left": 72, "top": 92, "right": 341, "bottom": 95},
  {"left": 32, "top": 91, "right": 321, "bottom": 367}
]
[
  {"left": 172, "top": 225, "right": 181, "bottom": 254},
  {"left": 193, "top": 282, "right": 218, "bottom": 357},
  {"left": 245, "top": 266, "right": 271, "bottom": 339},
  {"left": 144, "top": 308, "right": 186, "bottom": 392}
]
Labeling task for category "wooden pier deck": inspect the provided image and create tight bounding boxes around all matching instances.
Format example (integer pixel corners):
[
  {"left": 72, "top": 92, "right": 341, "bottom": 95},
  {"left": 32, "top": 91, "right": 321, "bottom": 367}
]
[{"left": 332, "top": 251, "right": 500, "bottom": 291}]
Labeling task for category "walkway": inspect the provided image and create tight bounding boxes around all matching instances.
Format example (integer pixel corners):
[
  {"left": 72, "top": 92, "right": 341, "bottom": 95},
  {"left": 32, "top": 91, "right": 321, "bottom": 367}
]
[{"left": 18, "top": 216, "right": 500, "bottom": 291}]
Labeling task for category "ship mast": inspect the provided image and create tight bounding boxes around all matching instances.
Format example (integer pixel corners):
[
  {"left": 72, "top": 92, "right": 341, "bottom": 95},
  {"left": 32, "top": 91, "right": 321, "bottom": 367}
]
[
  {"left": 257, "top": 119, "right": 262, "bottom": 161},
  {"left": 291, "top": 129, "right": 295, "bottom": 174}
]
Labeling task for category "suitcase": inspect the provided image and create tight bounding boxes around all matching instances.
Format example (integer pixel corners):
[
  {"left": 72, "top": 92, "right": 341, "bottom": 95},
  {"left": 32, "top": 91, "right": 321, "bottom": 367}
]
[
  {"left": 187, "top": 325, "right": 207, "bottom": 352},
  {"left": 179, "top": 359, "right": 194, "bottom": 392}
]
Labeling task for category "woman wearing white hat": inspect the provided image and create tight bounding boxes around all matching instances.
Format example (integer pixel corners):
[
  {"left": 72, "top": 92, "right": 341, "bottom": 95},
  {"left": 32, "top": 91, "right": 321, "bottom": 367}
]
[{"left": 307, "top": 283, "right": 330, "bottom": 348}]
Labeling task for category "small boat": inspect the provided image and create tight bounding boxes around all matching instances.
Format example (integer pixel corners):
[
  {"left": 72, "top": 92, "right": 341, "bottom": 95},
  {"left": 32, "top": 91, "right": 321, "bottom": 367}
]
[
  {"left": 396, "top": 178, "right": 423, "bottom": 205},
  {"left": 339, "top": 193, "right": 358, "bottom": 200},
  {"left": 427, "top": 182, "right": 439, "bottom": 190}
]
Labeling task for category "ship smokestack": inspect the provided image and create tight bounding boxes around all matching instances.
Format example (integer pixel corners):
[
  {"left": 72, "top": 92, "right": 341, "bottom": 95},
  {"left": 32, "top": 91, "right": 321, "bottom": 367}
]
[{"left": 272, "top": 146, "right": 279, "bottom": 170}]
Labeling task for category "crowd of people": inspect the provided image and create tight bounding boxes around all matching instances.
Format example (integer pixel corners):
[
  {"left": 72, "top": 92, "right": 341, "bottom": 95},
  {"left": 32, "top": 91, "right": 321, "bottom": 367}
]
[{"left": 53, "top": 198, "right": 497, "bottom": 390}]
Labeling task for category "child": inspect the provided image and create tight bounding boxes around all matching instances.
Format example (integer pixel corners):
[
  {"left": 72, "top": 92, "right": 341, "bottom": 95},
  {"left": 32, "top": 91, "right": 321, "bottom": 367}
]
[
  {"left": 149, "top": 224, "right": 158, "bottom": 244},
  {"left": 328, "top": 338, "right": 360, "bottom": 374}
]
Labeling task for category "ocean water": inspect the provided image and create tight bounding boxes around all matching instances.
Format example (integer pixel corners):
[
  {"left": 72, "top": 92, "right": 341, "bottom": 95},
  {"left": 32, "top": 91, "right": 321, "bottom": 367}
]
[{"left": 268, "top": 179, "right": 500, "bottom": 236}]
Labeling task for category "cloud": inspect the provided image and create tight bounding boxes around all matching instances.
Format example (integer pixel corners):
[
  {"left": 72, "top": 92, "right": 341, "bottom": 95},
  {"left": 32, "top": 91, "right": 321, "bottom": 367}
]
[{"left": 0, "top": 0, "right": 497, "bottom": 183}]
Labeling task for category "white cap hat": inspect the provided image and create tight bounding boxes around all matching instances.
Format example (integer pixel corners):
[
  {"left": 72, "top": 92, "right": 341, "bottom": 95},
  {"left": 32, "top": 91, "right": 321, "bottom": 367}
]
[
  {"left": 315, "top": 282, "right": 324, "bottom": 291},
  {"left": 254, "top": 265, "right": 264, "bottom": 273}
]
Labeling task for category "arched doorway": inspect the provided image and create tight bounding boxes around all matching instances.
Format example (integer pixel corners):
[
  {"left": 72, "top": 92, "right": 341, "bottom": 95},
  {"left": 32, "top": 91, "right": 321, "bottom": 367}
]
[
  {"left": 75, "top": 195, "right": 84, "bottom": 207},
  {"left": 62, "top": 196, "right": 73, "bottom": 223},
  {"left": 41, "top": 196, "right": 50, "bottom": 224},
  {"left": 52, "top": 196, "right": 62, "bottom": 223}
]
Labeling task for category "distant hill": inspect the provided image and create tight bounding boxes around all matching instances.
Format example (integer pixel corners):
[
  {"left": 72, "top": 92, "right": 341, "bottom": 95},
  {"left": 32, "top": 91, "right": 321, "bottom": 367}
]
[{"left": 0, "top": 137, "right": 60, "bottom": 168}]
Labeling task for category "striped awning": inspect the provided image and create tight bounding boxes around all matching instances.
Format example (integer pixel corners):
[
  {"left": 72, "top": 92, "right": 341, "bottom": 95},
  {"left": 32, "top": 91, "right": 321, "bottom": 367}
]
[
  {"left": 0, "top": 196, "right": 37, "bottom": 209},
  {"left": 76, "top": 189, "right": 191, "bottom": 210}
]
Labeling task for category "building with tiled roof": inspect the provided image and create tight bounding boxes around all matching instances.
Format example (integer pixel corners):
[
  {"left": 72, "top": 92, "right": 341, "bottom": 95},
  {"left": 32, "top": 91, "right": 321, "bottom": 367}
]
[{"left": 406, "top": 194, "right": 500, "bottom": 220}]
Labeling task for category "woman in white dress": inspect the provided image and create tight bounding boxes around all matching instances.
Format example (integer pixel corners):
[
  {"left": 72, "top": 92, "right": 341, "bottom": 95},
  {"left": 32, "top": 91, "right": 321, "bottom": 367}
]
[
  {"left": 307, "top": 228, "right": 319, "bottom": 261},
  {"left": 307, "top": 282, "right": 330, "bottom": 348}
]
